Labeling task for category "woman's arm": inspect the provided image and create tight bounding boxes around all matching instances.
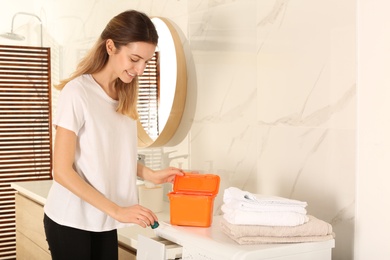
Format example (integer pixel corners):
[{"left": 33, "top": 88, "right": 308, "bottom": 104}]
[
  {"left": 53, "top": 126, "right": 157, "bottom": 227},
  {"left": 137, "top": 163, "right": 184, "bottom": 184}
]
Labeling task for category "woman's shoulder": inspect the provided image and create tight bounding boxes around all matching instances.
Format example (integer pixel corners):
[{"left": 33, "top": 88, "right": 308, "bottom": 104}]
[
  {"left": 62, "top": 74, "right": 94, "bottom": 93},
  {"left": 59, "top": 75, "right": 94, "bottom": 103},
  {"left": 66, "top": 74, "right": 93, "bottom": 87}
]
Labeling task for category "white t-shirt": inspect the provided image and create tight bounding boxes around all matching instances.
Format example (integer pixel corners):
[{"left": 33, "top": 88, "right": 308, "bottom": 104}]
[{"left": 44, "top": 74, "right": 138, "bottom": 232}]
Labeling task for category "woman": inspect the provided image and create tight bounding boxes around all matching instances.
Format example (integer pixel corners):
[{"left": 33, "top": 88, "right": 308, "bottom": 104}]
[{"left": 43, "top": 10, "right": 183, "bottom": 260}]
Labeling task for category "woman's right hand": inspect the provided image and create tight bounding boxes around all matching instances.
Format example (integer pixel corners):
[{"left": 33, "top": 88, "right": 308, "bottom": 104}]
[{"left": 114, "top": 204, "right": 158, "bottom": 228}]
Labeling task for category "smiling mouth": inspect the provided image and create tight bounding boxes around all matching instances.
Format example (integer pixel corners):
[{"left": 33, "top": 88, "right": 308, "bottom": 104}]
[{"left": 126, "top": 70, "right": 136, "bottom": 77}]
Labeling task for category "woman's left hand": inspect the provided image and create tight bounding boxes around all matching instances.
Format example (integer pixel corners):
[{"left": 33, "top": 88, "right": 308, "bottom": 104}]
[
  {"left": 137, "top": 164, "right": 184, "bottom": 184},
  {"left": 150, "top": 167, "right": 184, "bottom": 184}
]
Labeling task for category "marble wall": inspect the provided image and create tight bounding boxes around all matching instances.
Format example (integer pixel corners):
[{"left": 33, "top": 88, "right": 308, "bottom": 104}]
[
  {"left": 0, "top": 1, "right": 356, "bottom": 259},
  {"left": 255, "top": 2, "right": 356, "bottom": 259},
  {"left": 185, "top": 1, "right": 356, "bottom": 259}
]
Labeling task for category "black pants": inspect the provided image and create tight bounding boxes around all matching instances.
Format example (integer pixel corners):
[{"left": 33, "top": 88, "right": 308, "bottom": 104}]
[{"left": 43, "top": 214, "right": 118, "bottom": 260}]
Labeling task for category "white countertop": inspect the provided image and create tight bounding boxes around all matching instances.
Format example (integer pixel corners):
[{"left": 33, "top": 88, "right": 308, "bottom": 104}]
[
  {"left": 12, "top": 180, "right": 335, "bottom": 260},
  {"left": 11, "top": 179, "right": 52, "bottom": 205},
  {"left": 156, "top": 219, "right": 335, "bottom": 260}
]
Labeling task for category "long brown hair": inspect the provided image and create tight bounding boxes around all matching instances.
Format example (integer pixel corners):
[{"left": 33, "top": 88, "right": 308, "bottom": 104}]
[{"left": 55, "top": 10, "right": 158, "bottom": 119}]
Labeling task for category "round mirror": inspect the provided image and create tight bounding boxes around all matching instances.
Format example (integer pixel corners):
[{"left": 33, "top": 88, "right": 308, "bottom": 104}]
[{"left": 137, "top": 17, "right": 187, "bottom": 148}]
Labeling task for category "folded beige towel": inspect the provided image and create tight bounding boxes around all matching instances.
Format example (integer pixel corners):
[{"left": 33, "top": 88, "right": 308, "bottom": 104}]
[
  {"left": 220, "top": 215, "right": 335, "bottom": 245},
  {"left": 222, "top": 232, "right": 335, "bottom": 244}
]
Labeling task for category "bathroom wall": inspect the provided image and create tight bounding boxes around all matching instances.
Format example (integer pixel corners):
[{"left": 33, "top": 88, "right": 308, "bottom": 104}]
[
  {"left": 355, "top": 0, "right": 390, "bottom": 259},
  {"left": 185, "top": 1, "right": 356, "bottom": 260},
  {"left": 257, "top": 1, "right": 356, "bottom": 259},
  {"left": 0, "top": 1, "right": 357, "bottom": 259}
]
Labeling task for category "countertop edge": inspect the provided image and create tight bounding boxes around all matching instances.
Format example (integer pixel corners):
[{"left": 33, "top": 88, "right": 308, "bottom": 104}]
[{"left": 11, "top": 180, "right": 52, "bottom": 205}]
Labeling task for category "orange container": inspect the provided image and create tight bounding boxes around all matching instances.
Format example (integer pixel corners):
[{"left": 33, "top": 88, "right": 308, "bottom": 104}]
[{"left": 168, "top": 172, "right": 220, "bottom": 227}]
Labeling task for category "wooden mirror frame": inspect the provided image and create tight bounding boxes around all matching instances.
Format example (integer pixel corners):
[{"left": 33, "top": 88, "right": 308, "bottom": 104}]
[{"left": 137, "top": 17, "right": 187, "bottom": 148}]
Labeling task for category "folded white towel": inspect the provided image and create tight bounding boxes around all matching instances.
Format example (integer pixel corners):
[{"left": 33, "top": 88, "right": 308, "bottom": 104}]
[
  {"left": 223, "top": 200, "right": 307, "bottom": 215},
  {"left": 223, "top": 187, "right": 307, "bottom": 207},
  {"left": 222, "top": 204, "right": 309, "bottom": 226}
]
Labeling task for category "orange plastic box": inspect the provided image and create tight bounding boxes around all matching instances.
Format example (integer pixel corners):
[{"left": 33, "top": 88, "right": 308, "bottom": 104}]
[{"left": 168, "top": 172, "right": 220, "bottom": 227}]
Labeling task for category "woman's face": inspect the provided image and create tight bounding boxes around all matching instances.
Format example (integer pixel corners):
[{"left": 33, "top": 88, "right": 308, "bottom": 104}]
[{"left": 108, "top": 40, "right": 156, "bottom": 83}]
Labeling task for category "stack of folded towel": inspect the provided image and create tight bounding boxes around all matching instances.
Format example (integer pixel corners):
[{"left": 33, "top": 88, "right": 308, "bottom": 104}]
[{"left": 220, "top": 187, "right": 335, "bottom": 244}]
